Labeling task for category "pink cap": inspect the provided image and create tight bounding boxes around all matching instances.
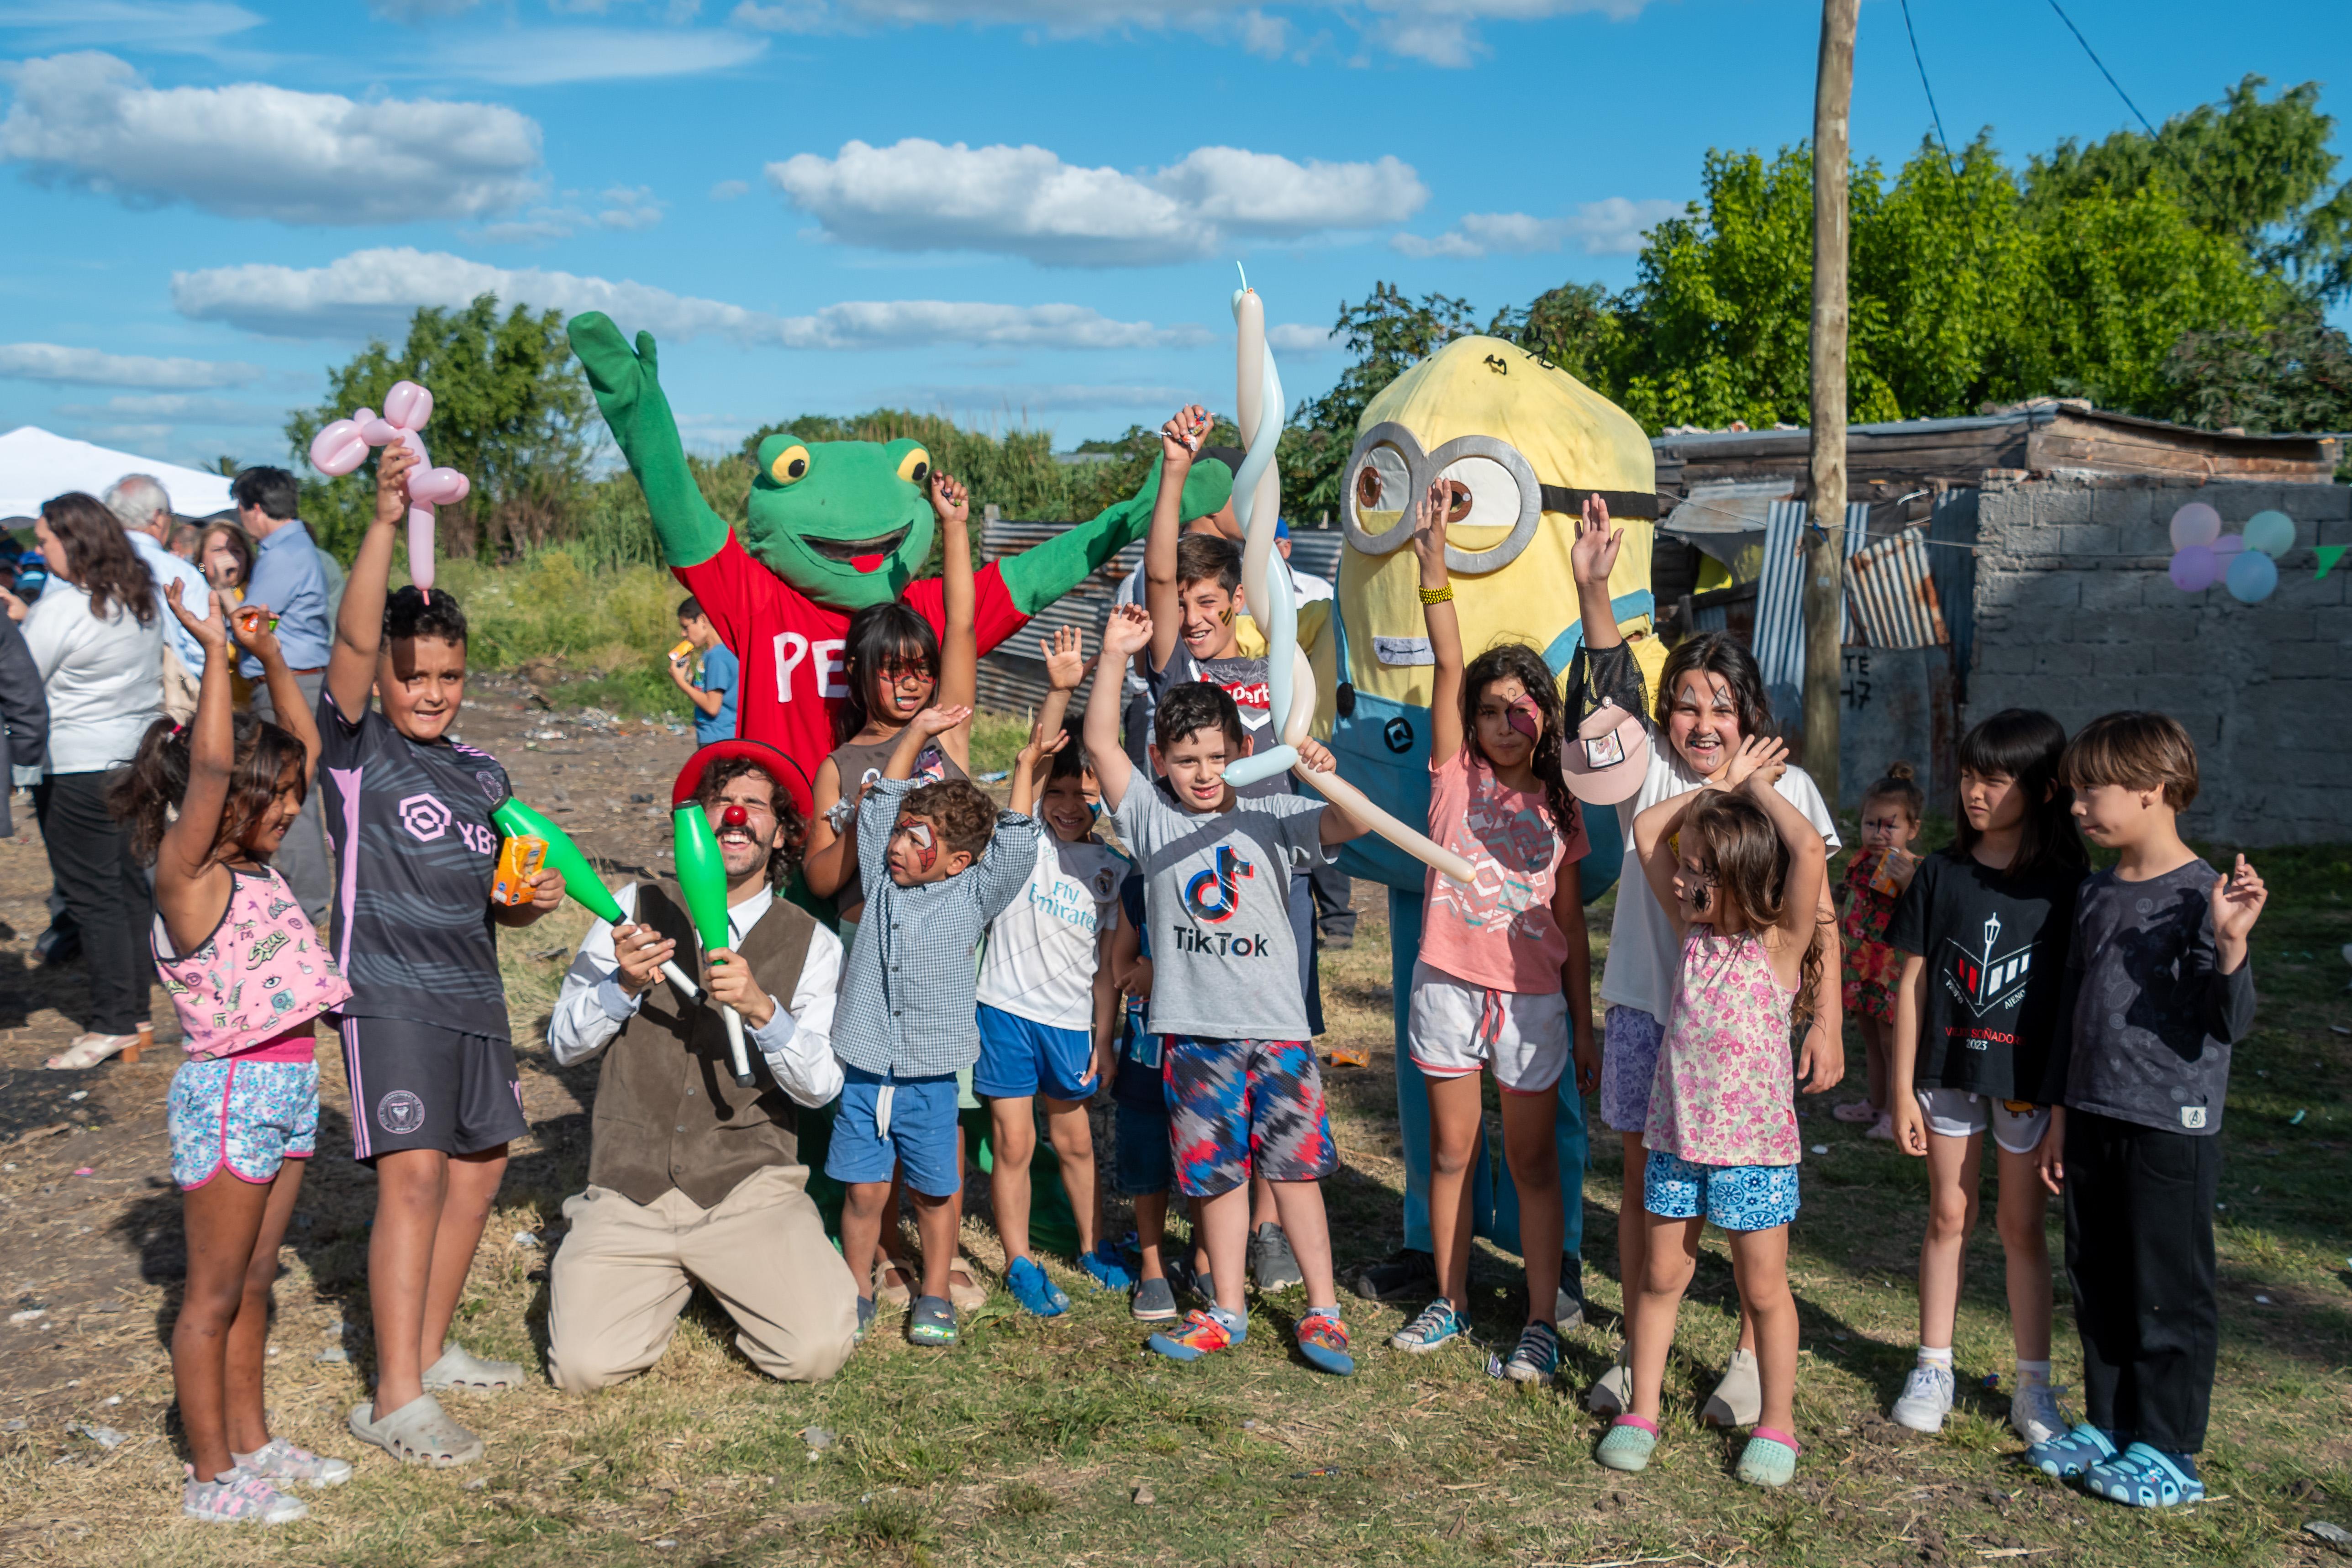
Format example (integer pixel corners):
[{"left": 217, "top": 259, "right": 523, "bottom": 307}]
[{"left": 1562, "top": 701, "right": 1649, "bottom": 805}]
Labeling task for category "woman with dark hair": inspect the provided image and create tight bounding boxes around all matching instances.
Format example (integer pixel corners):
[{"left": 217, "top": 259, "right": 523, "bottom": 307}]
[
  {"left": 1589, "top": 630, "right": 1846, "bottom": 1426},
  {"left": 200, "top": 521, "right": 255, "bottom": 598},
  {"left": 15, "top": 493, "right": 162, "bottom": 1068}
]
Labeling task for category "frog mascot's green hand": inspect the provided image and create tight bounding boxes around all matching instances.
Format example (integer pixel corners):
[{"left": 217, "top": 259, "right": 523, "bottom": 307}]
[{"left": 567, "top": 312, "right": 1232, "bottom": 814}]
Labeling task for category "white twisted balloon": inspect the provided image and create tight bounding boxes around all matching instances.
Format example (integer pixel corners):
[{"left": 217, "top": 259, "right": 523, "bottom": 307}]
[{"left": 1221, "top": 277, "right": 1473, "bottom": 885}]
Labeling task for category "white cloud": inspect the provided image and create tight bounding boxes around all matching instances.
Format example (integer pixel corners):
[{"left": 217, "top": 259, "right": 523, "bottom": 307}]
[
  {"left": 74, "top": 421, "right": 175, "bottom": 449},
  {"left": 710, "top": 178, "right": 750, "bottom": 200},
  {"left": 726, "top": 0, "right": 1648, "bottom": 64},
  {"left": 0, "top": 52, "right": 543, "bottom": 225},
  {"left": 1391, "top": 197, "right": 1680, "bottom": 259},
  {"left": 596, "top": 184, "right": 664, "bottom": 230},
  {"left": 169, "top": 247, "right": 1214, "bottom": 351},
  {"left": 366, "top": 0, "right": 484, "bottom": 18},
  {"left": 1267, "top": 322, "right": 1338, "bottom": 353},
  {"left": 767, "top": 138, "right": 1426, "bottom": 266},
  {"left": 874, "top": 383, "right": 1195, "bottom": 414},
  {"left": 437, "top": 26, "right": 767, "bottom": 84},
  {"left": 0, "top": 342, "right": 265, "bottom": 389},
  {"left": 0, "top": 1, "right": 266, "bottom": 55},
  {"left": 53, "top": 392, "right": 280, "bottom": 424}
]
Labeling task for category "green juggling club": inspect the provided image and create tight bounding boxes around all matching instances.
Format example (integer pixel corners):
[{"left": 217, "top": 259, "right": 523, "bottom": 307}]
[
  {"left": 493, "top": 796, "right": 700, "bottom": 1001},
  {"left": 673, "top": 803, "right": 754, "bottom": 1086}
]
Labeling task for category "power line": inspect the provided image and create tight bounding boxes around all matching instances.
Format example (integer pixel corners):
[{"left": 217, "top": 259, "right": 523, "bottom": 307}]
[
  {"left": 2043, "top": 0, "right": 2157, "bottom": 137},
  {"left": 1898, "top": 0, "right": 1957, "bottom": 178}
]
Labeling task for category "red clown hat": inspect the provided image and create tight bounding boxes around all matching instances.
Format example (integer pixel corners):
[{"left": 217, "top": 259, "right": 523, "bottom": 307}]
[{"left": 671, "top": 738, "right": 814, "bottom": 817}]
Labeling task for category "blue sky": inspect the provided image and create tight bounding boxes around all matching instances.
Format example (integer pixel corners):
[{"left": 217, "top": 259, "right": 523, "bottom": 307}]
[{"left": 1, "top": 0, "right": 2345, "bottom": 478}]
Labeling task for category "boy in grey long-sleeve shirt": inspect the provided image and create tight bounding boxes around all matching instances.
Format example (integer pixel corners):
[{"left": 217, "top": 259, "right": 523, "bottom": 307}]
[{"left": 2031, "top": 712, "right": 2266, "bottom": 1508}]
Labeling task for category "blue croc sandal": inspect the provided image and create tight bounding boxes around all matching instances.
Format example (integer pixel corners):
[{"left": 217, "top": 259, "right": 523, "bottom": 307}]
[
  {"left": 2027, "top": 1422, "right": 2119, "bottom": 1480},
  {"left": 1736, "top": 1426, "right": 1802, "bottom": 1488},
  {"left": 1006, "top": 1258, "right": 1070, "bottom": 1317},
  {"left": 2084, "top": 1444, "right": 2204, "bottom": 1509},
  {"left": 906, "top": 1294, "right": 958, "bottom": 1347},
  {"left": 1596, "top": 1415, "right": 1659, "bottom": 1473},
  {"left": 1080, "top": 1245, "right": 1137, "bottom": 1292}
]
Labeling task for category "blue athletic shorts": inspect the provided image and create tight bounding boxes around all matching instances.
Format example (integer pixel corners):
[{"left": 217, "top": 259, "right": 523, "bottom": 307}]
[
  {"left": 1642, "top": 1148, "right": 1800, "bottom": 1232},
  {"left": 1114, "top": 1101, "right": 1174, "bottom": 1197},
  {"left": 824, "top": 1066, "right": 963, "bottom": 1197},
  {"left": 973, "top": 1003, "right": 1098, "bottom": 1103}
]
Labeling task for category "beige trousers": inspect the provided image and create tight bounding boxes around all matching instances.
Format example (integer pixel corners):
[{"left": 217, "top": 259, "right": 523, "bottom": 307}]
[{"left": 545, "top": 1163, "right": 858, "bottom": 1392}]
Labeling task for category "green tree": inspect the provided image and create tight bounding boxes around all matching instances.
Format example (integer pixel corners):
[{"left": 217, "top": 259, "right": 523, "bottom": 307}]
[
  {"left": 1287, "top": 283, "right": 1479, "bottom": 515},
  {"left": 285, "top": 296, "right": 594, "bottom": 563},
  {"left": 2158, "top": 305, "right": 2352, "bottom": 451}
]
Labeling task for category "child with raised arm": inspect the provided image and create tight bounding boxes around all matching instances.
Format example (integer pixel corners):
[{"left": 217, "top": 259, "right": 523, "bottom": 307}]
[
  {"left": 327, "top": 442, "right": 563, "bottom": 1468},
  {"left": 1085, "top": 602, "right": 1371, "bottom": 1374},
  {"left": 1386, "top": 482, "right": 1597, "bottom": 1384},
  {"left": 1884, "top": 712, "right": 2086, "bottom": 1445},
  {"left": 803, "top": 472, "right": 976, "bottom": 945},
  {"left": 1599, "top": 735, "right": 1826, "bottom": 1489},
  {"left": 828, "top": 700, "right": 1041, "bottom": 1349},
  {"left": 976, "top": 627, "right": 1133, "bottom": 1314},
  {"left": 2027, "top": 712, "right": 2264, "bottom": 1510},
  {"left": 117, "top": 584, "right": 353, "bottom": 1524}
]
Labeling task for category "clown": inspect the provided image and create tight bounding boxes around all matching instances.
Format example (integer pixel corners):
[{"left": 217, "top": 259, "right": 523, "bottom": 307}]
[
  {"left": 1318, "top": 335, "right": 1667, "bottom": 1315},
  {"left": 568, "top": 313, "right": 1231, "bottom": 814}
]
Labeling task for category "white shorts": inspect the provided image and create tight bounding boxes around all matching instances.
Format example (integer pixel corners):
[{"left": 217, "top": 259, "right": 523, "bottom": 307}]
[
  {"left": 1915, "top": 1086, "right": 2051, "bottom": 1155},
  {"left": 1406, "top": 960, "right": 1569, "bottom": 1095}
]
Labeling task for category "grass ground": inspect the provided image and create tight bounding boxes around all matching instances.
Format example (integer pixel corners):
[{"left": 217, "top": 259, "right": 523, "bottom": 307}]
[{"left": 3, "top": 775, "right": 2347, "bottom": 1566}]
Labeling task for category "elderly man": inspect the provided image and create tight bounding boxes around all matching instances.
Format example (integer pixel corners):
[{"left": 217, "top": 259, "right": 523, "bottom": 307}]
[
  {"left": 229, "top": 466, "right": 335, "bottom": 924},
  {"left": 101, "top": 474, "right": 215, "bottom": 722},
  {"left": 543, "top": 741, "right": 858, "bottom": 1391}
]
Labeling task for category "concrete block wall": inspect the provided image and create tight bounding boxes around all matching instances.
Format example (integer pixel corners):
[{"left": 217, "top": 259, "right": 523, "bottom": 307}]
[{"left": 1966, "top": 474, "right": 2352, "bottom": 847}]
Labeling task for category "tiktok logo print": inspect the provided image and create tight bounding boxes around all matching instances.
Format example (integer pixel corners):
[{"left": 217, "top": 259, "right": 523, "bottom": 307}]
[{"left": 1183, "top": 847, "right": 1254, "bottom": 924}]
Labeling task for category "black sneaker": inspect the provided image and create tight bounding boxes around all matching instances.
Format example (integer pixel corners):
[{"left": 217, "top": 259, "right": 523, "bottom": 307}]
[
  {"left": 1555, "top": 1254, "right": 1587, "bottom": 1331},
  {"left": 1353, "top": 1247, "right": 1437, "bottom": 1303},
  {"left": 1250, "top": 1223, "right": 1304, "bottom": 1292}
]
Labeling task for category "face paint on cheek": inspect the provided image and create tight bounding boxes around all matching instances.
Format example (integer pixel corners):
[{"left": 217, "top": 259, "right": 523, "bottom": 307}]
[
  {"left": 1506, "top": 696, "right": 1542, "bottom": 741},
  {"left": 904, "top": 820, "right": 937, "bottom": 872}
]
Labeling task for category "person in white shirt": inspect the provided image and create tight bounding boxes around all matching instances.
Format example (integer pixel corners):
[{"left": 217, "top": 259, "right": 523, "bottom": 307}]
[
  {"left": 1275, "top": 519, "right": 1334, "bottom": 604},
  {"left": 101, "top": 474, "right": 215, "bottom": 722},
  {"left": 542, "top": 745, "right": 859, "bottom": 1388},
  {"left": 13, "top": 493, "right": 162, "bottom": 1068}
]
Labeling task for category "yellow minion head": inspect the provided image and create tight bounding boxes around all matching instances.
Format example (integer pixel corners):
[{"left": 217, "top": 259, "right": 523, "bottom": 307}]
[{"left": 1320, "top": 334, "right": 1663, "bottom": 890}]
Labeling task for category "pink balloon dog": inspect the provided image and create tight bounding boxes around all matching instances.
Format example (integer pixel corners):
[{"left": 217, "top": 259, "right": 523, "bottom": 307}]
[{"left": 305, "top": 379, "right": 469, "bottom": 597}]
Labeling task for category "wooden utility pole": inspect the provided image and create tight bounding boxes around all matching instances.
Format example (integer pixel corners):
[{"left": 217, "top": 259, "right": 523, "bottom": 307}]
[{"left": 1802, "top": 0, "right": 1859, "bottom": 790}]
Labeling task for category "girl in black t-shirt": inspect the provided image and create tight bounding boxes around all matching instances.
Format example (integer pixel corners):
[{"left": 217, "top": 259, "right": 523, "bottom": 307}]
[{"left": 1884, "top": 710, "right": 2087, "bottom": 1448}]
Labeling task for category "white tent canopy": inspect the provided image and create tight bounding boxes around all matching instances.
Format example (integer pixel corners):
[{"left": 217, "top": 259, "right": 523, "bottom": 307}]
[{"left": 0, "top": 426, "right": 237, "bottom": 523}]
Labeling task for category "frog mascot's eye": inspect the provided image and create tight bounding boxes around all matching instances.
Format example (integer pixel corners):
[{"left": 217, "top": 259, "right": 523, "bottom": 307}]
[
  {"left": 896, "top": 447, "right": 931, "bottom": 488},
  {"left": 769, "top": 444, "right": 810, "bottom": 485}
]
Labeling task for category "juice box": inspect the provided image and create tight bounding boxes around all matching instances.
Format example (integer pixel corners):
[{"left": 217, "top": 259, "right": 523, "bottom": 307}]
[{"left": 492, "top": 835, "right": 547, "bottom": 905}]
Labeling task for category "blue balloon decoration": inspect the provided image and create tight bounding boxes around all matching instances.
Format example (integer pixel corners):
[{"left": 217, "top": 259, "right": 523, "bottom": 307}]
[
  {"left": 2225, "top": 548, "right": 2278, "bottom": 604},
  {"left": 2242, "top": 510, "right": 2295, "bottom": 560}
]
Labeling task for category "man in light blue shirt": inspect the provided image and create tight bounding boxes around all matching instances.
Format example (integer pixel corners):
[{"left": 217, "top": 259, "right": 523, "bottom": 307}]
[
  {"left": 101, "top": 474, "right": 215, "bottom": 718},
  {"left": 232, "top": 466, "right": 336, "bottom": 923}
]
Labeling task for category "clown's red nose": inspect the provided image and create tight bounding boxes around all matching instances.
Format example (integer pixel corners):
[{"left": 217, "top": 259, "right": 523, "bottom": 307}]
[{"left": 721, "top": 805, "right": 749, "bottom": 829}]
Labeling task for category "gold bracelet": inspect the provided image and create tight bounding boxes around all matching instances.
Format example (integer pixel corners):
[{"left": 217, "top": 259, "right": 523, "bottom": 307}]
[{"left": 1417, "top": 583, "right": 1453, "bottom": 605}]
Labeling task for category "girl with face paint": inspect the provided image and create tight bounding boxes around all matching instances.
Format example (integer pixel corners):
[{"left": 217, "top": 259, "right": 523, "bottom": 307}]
[{"left": 1589, "top": 631, "right": 1847, "bottom": 1430}]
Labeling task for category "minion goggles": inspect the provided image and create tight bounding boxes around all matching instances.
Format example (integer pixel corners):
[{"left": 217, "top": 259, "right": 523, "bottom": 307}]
[{"left": 1342, "top": 421, "right": 1662, "bottom": 576}]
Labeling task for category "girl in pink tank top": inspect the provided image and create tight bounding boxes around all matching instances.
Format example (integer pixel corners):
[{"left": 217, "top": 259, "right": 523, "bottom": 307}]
[
  {"left": 115, "top": 583, "right": 355, "bottom": 1521},
  {"left": 1599, "top": 735, "right": 1827, "bottom": 1491}
]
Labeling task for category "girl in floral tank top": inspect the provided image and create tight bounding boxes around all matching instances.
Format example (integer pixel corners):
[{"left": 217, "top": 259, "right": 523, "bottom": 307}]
[
  {"left": 114, "top": 583, "right": 355, "bottom": 1523},
  {"left": 1597, "top": 736, "right": 1828, "bottom": 1492}
]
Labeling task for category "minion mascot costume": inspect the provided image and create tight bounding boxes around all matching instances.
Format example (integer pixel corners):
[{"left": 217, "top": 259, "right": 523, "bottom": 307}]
[{"left": 1315, "top": 335, "right": 1665, "bottom": 1313}]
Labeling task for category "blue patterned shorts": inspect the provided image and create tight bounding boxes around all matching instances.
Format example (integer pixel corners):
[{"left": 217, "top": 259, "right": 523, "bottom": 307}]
[
  {"left": 1600, "top": 1006, "right": 1666, "bottom": 1133},
  {"left": 168, "top": 1057, "right": 319, "bottom": 1189},
  {"left": 1643, "top": 1148, "right": 1799, "bottom": 1232},
  {"left": 1164, "top": 1037, "right": 1336, "bottom": 1199}
]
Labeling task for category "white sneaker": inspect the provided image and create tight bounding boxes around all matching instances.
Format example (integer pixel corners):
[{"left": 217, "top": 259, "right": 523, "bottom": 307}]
[
  {"left": 2009, "top": 1380, "right": 2068, "bottom": 1446},
  {"left": 1891, "top": 1364, "right": 1956, "bottom": 1432}
]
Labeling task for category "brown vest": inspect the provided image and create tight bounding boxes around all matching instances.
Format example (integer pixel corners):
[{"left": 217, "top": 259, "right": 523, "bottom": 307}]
[{"left": 584, "top": 881, "right": 818, "bottom": 1210}]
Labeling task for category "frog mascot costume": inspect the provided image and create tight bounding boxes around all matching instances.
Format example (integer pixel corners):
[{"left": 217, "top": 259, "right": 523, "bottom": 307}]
[
  {"left": 568, "top": 312, "right": 1232, "bottom": 814},
  {"left": 1319, "top": 334, "right": 1666, "bottom": 1315}
]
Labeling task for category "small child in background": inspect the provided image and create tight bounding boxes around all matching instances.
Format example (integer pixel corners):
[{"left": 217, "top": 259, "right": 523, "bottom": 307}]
[
  {"left": 1085, "top": 602, "right": 1370, "bottom": 1375},
  {"left": 2029, "top": 712, "right": 2264, "bottom": 1510},
  {"left": 1834, "top": 762, "right": 1925, "bottom": 1140},
  {"left": 974, "top": 627, "right": 1134, "bottom": 1314},
  {"left": 1884, "top": 711, "right": 2086, "bottom": 1445},
  {"left": 668, "top": 596, "right": 739, "bottom": 747},
  {"left": 1387, "top": 482, "right": 1596, "bottom": 1384},
  {"left": 1605, "top": 735, "right": 1826, "bottom": 1489},
  {"left": 828, "top": 703, "right": 1041, "bottom": 1348},
  {"left": 118, "top": 584, "right": 353, "bottom": 1525}
]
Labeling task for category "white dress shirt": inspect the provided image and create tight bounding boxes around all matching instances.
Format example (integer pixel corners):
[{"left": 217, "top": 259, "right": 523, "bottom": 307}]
[
  {"left": 547, "top": 880, "right": 845, "bottom": 1108},
  {"left": 128, "top": 530, "right": 215, "bottom": 671}
]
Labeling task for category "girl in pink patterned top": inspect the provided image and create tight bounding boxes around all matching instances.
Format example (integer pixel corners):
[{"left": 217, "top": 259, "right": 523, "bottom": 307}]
[
  {"left": 1597, "top": 734, "right": 1826, "bottom": 1490},
  {"left": 114, "top": 582, "right": 352, "bottom": 1524}
]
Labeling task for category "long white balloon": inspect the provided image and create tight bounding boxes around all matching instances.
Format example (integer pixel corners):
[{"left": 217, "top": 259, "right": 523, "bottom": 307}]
[{"left": 1220, "top": 279, "right": 1473, "bottom": 885}]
